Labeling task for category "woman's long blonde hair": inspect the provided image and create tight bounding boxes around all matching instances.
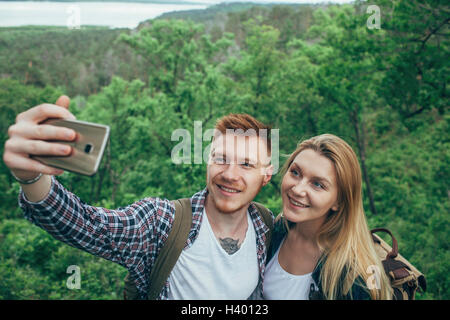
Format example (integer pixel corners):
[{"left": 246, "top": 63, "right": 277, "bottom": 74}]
[{"left": 280, "top": 134, "right": 392, "bottom": 300}]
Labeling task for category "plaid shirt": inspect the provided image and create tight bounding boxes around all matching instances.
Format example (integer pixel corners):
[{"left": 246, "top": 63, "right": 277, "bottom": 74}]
[{"left": 18, "top": 176, "right": 272, "bottom": 300}]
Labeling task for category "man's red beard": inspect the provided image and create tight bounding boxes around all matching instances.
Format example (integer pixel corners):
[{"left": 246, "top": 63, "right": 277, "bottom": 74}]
[{"left": 207, "top": 177, "right": 263, "bottom": 214}]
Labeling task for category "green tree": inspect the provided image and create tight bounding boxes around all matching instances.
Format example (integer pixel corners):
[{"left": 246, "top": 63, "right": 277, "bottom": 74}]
[
  {"left": 298, "top": 5, "right": 386, "bottom": 215},
  {"left": 373, "top": 0, "right": 449, "bottom": 128}
]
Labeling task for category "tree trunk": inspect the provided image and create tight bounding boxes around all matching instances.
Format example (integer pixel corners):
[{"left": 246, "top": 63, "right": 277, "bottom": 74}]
[
  {"left": 95, "top": 164, "right": 106, "bottom": 204},
  {"left": 351, "top": 110, "right": 377, "bottom": 215},
  {"left": 304, "top": 103, "right": 318, "bottom": 135},
  {"left": 90, "top": 176, "right": 96, "bottom": 204}
]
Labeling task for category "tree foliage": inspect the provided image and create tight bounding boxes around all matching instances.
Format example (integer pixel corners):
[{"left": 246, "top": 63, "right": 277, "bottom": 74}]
[{"left": 0, "top": 1, "right": 448, "bottom": 299}]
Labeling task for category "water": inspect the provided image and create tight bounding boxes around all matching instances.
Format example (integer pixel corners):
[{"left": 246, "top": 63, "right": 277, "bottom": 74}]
[{"left": 0, "top": 1, "right": 210, "bottom": 29}]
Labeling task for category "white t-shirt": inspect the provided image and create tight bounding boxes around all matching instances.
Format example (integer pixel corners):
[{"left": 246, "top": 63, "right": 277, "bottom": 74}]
[
  {"left": 167, "top": 209, "right": 259, "bottom": 300},
  {"left": 263, "top": 238, "right": 316, "bottom": 300}
]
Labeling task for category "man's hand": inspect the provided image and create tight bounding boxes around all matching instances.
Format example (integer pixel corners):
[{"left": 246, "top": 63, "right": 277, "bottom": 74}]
[{"left": 3, "top": 95, "right": 77, "bottom": 181}]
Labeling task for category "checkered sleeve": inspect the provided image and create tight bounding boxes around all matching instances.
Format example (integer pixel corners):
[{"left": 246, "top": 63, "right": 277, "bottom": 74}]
[{"left": 18, "top": 175, "right": 175, "bottom": 272}]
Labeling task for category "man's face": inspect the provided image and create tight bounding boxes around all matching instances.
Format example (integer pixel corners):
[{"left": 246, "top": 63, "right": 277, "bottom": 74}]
[{"left": 206, "top": 133, "right": 273, "bottom": 214}]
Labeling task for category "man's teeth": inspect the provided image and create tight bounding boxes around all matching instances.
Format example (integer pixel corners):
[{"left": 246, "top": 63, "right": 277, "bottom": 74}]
[
  {"left": 219, "top": 185, "right": 240, "bottom": 193},
  {"left": 291, "top": 198, "right": 309, "bottom": 207}
]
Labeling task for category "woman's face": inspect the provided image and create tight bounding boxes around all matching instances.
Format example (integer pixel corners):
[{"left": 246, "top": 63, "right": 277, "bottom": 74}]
[{"left": 281, "top": 149, "right": 339, "bottom": 224}]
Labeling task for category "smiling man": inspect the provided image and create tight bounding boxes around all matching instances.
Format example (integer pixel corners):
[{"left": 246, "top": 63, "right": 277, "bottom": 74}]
[
  {"left": 4, "top": 97, "right": 274, "bottom": 300},
  {"left": 168, "top": 116, "right": 274, "bottom": 299},
  {"left": 205, "top": 128, "right": 272, "bottom": 254}
]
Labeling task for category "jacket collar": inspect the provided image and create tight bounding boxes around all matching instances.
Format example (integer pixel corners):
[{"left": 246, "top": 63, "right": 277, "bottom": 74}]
[{"left": 267, "top": 217, "right": 369, "bottom": 300}]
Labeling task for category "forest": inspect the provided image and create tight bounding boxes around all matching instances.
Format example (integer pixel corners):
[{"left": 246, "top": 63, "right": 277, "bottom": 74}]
[{"left": 0, "top": 1, "right": 448, "bottom": 300}]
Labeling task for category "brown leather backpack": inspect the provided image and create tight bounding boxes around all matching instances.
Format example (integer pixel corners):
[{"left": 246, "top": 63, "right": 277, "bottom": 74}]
[{"left": 371, "top": 228, "right": 427, "bottom": 300}]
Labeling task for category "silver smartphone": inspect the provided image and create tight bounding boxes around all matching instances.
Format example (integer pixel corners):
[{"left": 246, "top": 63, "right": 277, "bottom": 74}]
[{"left": 31, "top": 119, "right": 110, "bottom": 176}]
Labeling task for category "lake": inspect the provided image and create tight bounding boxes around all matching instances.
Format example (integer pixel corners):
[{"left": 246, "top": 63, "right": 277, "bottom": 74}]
[{"left": 0, "top": 1, "right": 210, "bottom": 29}]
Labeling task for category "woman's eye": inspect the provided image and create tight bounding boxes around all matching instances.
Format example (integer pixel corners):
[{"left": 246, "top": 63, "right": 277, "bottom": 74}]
[
  {"left": 313, "top": 181, "right": 324, "bottom": 189},
  {"left": 290, "top": 169, "right": 299, "bottom": 176}
]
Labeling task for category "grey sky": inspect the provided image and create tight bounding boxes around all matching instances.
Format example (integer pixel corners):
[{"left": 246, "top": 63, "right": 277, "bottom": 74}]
[{"left": 189, "top": 0, "right": 354, "bottom": 4}]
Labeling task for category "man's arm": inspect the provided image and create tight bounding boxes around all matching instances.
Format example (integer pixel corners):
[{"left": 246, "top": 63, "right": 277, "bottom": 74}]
[
  {"left": 20, "top": 174, "right": 53, "bottom": 203},
  {"left": 4, "top": 95, "right": 175, "bottom": 270},
  {"left": 19, "top": 174, "right": 176, "bottom": 269}
]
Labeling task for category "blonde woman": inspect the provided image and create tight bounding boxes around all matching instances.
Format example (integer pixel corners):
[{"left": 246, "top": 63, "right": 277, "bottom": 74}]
[{"left": 263, "top": 134, "right": 392, "bottom": 300}]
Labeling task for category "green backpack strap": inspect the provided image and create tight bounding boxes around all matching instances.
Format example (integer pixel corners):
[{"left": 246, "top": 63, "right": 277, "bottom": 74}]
[
  {"left": 123, "top": 198, "right": 192, "bottom": 300},
  {"left": 146, "top": 198, "right": 192, "bottom": 300},
  {"left": 251, "top": 202, "right": 274, "bottom": 248}
]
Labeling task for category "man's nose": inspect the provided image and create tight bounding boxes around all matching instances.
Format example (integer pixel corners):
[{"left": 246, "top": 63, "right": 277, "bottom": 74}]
[{"left": 221, "top": 163, "right": 240, "bottom": 181}]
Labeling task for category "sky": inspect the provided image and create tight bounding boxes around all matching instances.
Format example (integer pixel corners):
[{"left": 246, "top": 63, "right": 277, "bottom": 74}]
[{"left": 187, "top": 0, "right": 354, "bottom": 4}]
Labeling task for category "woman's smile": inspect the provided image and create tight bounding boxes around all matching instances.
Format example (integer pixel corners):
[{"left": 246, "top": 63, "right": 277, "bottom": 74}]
[{"left": 287, "top": 195, "right": 310, "bottom": 209}]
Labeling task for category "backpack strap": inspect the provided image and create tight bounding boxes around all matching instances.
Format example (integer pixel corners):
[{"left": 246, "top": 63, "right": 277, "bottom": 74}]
[
  {"left": 146, "top": 198, "right": 192, "bottom": 300},
  {"left": 251, "top": 201, "right": 274, "bottom": 248},
  {"left": 371, "top": 228, "right": 399, "bottom": 259}
]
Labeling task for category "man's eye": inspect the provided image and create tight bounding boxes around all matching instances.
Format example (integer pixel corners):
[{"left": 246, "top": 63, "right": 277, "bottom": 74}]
[{"left": 214, "top": 157, "right": 226, "bottom": 164}]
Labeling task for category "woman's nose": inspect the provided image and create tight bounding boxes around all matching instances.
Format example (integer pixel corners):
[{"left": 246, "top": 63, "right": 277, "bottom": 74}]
[{"left": 291, "top": 181, "right": 307, "bottom": 197}]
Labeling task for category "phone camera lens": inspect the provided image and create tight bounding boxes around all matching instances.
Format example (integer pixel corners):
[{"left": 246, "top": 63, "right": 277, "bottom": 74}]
[{"left": 84, "top": 143, "right": 93, "bottom": 154}]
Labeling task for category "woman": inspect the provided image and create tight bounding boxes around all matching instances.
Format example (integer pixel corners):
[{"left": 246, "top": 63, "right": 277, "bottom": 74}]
[{"left": 263, "top": 134, "right": 392, "bottom": 300}]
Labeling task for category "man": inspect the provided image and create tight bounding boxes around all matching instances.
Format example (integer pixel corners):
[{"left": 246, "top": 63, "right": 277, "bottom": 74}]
[{"left": 3, "top": 96, "right": 274, "bottom": 299}]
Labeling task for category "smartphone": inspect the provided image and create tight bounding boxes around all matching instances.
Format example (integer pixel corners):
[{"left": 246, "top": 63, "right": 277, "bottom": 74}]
[{"left": 32, "top": 119, "right": 110, "bottom": 176}]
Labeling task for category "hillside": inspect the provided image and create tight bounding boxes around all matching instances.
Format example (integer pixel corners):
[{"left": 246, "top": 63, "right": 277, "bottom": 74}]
[{"left": 0, "top": 0, "right": 448, "bottom": 300}]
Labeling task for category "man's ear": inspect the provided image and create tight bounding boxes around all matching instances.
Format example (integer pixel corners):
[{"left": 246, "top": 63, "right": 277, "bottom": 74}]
[{"left": 261, "top": 164, "right": 273, "bottom": 186}]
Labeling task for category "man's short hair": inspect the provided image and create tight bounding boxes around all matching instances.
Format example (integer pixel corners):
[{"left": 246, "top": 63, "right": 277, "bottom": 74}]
[{"left": 214, "top": 114, "right": 272, "bottom": 154}]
